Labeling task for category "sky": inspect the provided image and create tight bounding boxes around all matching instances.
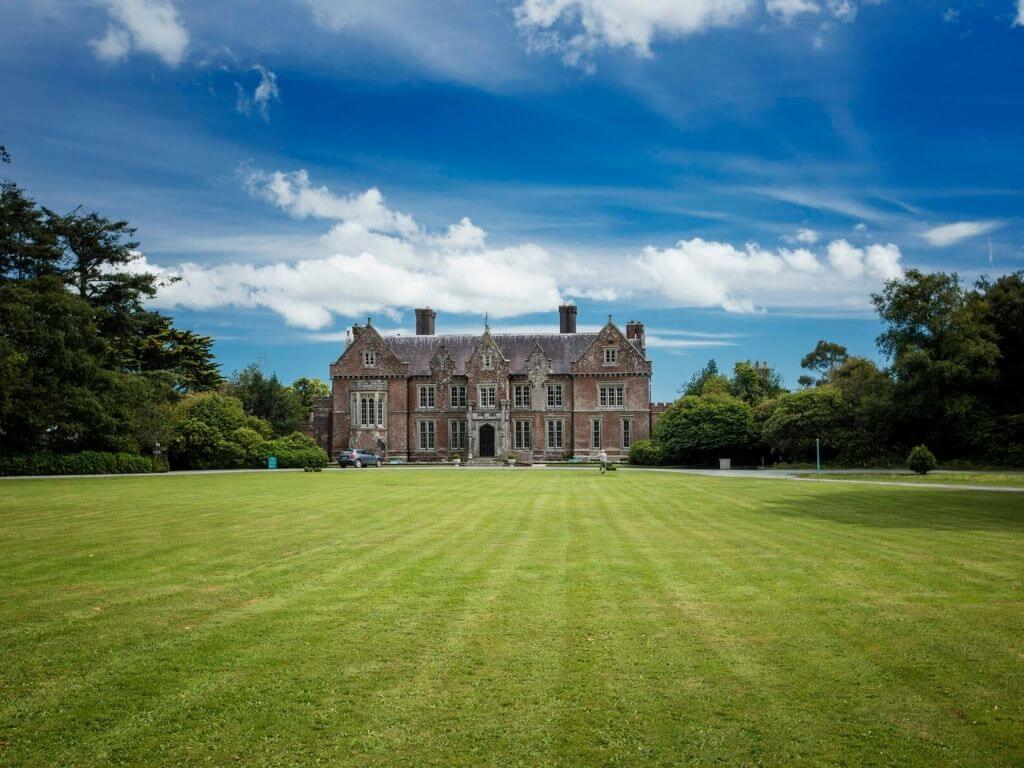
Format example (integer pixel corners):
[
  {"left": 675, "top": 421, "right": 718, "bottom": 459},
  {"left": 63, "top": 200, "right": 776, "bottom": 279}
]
[{"left": 2, "top": 0, "right": 1023, "bottom": 400}]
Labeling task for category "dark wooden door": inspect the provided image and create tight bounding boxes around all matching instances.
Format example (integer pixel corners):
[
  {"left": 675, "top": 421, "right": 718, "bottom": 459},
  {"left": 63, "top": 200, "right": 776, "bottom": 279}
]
[{"left": 479, "top": 425, "right": 495, "bottom": 457}]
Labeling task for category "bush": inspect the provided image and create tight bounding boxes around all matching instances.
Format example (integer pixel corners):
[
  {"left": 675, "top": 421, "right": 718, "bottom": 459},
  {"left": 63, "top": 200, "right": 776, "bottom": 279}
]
[
  {"left": 265, "top": 432, "right": 328, "bottom": 469},
  {"left": 654, "top": 394, "right": 757, "bottom": 465},
  {"left": 907, "top": 445, "right": 938, "bottom": 475},
  {"left": 628, "top": 440, "right": 665, "bottom": 466},
  {"left": 0, "top": 451, "right": 153, "bottom": 476}
]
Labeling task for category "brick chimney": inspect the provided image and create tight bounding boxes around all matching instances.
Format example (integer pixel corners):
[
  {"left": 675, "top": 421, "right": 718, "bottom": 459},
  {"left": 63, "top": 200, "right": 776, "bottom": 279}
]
[
  {"left": 558, "top": 304, "right": 577, "bottom": 334},
  {"left": 415, "top": 308, "right": 436, "bottom": 336},
  {"left": 626, "top": 320, "right": 645, "bottom": 354}
]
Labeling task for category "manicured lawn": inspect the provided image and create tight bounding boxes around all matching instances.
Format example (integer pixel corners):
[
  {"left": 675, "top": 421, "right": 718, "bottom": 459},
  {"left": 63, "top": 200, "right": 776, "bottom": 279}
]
[
  {"left": 809, "top": 472, "right": 1024, "bottom": 488},
  {"left": 1, "top": 470, "right": 1022, "bottom": 767}
]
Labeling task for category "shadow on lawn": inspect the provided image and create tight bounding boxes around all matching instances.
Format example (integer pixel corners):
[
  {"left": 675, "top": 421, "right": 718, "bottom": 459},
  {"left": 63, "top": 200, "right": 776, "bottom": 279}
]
[{"left": 756, "top": 485, "right": 1024, "bottom": 532}]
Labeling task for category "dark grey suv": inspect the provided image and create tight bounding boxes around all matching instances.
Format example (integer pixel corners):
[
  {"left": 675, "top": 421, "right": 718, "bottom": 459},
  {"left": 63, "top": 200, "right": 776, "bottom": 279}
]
[{"left": 338, "top": 449, "right": 383, "bottom": 468}]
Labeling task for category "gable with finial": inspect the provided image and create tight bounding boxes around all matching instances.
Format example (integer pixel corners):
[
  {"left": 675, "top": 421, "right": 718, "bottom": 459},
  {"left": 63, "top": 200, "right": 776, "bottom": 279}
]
[
  {"left": 330, "top": 319, "right": 409, "bottom": 378},
  {"left": 570, "top": 317, "right": 650, "bottom": 375},
  {"left": 429, "top": 339, "right": 456, "bottom": 388}
]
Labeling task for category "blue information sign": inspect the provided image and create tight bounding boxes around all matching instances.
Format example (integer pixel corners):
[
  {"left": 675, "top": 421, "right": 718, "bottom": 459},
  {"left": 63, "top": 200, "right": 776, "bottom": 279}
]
[{"left": 267, "top": 456, "right": 277, "bottom": 469}]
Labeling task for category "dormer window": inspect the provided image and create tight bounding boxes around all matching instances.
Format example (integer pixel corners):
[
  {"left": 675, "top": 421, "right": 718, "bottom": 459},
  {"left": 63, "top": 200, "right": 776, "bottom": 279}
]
[
  {"left": 482, "top": 352, "right": 493, "bottom": 370},
  {"left": 363, "top": 350, "right": 376, "bottom": 368},
  {"left": 603, "top": 347, "right": 617, "bottom": 366}
]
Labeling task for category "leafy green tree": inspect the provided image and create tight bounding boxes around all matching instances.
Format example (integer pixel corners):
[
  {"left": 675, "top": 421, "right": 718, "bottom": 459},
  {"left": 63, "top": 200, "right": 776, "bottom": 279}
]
[
  {"left": 798, "top": 340, "right": 849, "bottom": 387},
  {"left": 1, "top": 182, "right": 62, "bottom": 282},
  {"left": 682, "top": 359, "right": 730, "bottom": 396},
  {"left": 762, "top": 387, "right": 849, "bottom": 463},
  {"left": 225, "top": 364, "right": 305, "bottom": 435},
  {"left": 654, "top": 394, "right": 757, "bottom": 465},
  {"left": 730, "top": 361, "right": 784, "bottom": 404},
  {"left": 907, "top": 445, "right": 937, "bottom": 475},
  {"left": 292, "top": 376, "right": 330, "bottom": 416},
  {"left": 873, "top": 270, "right": 999, "bottom": 459}
]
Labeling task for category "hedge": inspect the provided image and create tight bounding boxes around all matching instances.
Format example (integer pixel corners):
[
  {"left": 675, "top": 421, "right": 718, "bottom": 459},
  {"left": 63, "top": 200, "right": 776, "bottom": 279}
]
[{"left": 0, "top": 451, "right": 154, "bottom": 476}]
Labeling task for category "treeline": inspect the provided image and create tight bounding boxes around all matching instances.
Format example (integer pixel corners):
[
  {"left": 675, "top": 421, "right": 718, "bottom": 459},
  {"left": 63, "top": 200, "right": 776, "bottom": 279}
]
[
  {"left": 0, "top": 147, "right": 329, "bottom": 474},
  {"left": 632, "top": 269, "right": 1024, "bottom": 468}
]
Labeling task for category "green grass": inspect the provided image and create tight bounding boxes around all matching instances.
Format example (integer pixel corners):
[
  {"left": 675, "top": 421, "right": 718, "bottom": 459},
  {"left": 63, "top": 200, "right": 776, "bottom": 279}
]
[
  {"left": 809, "top": 472, "right": 1024, "bottom": 487},
  {"left": 1, "top": 470, "right": 1022, "bottom": 767}
]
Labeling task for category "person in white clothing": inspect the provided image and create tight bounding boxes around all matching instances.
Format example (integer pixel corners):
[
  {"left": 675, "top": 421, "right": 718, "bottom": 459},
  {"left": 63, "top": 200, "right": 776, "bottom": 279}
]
[{"left": 598, "top": 449, "right": 609, "bottom": 474}]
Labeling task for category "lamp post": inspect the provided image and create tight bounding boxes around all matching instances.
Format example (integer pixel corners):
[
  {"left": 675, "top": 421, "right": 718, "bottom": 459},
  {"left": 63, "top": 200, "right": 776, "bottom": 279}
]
[{"left": 815, "top": 438, "right": 821, "bottom": 474}]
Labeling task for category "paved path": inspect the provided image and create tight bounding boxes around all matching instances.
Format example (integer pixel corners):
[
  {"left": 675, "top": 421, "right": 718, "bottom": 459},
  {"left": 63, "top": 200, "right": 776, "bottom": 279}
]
[{"left": 3, "top": 463, "right": 1023, "bottom": 492}]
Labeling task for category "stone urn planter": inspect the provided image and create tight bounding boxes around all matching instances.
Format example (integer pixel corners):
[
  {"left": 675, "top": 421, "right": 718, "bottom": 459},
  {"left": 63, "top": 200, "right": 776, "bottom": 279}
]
[{"left": 452, "top": 454, "right": 461, "bottom": 467}]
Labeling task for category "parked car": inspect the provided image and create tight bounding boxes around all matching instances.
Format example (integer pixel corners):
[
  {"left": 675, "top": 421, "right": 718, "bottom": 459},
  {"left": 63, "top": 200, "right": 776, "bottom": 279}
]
[{"left": 338, "top": 449, "right": 383, "bottom": 468}]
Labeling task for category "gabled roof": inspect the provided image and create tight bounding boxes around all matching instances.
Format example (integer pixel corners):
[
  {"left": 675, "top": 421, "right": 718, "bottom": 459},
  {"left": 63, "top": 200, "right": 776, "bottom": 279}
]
[{"left": 380, "top": 332, "right": 643, "bottom": 376}]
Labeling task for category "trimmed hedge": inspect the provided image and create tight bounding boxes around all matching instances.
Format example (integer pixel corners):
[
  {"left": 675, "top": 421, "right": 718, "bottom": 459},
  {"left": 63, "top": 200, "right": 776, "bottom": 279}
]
[
  {"left": 0, "top": 451, "right": 153, "bottom": 476},
  {"left": 628, "top": 440, "right": 665, "bottom": 466}
]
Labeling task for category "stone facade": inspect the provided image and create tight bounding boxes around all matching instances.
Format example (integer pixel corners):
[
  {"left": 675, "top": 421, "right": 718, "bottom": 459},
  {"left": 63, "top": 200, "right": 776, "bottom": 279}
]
[{"left": 324, "top": 307, "right": 657, "bottom": 462}]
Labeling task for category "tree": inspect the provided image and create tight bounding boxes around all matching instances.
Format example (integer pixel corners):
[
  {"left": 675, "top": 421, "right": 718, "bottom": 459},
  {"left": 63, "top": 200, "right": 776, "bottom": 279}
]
[
  {"left": 292, "top": 376, "right": 330, "bottom": 416},
  {"left": 225, "top": 364, "right": 305, "bottom": 435},
  {"left": 730, "top": 361, "right": 784, "bottom": 404},
  {"left": 0, "top": 145, "right": 9, "bottom": 164},
  {"left": 136, "top": 315, "right": 222, "bottom": 392},
  {"left": 799, "top": 340, "right": 849, "bottom": 387},
  {"left": 907, "top": 445, "right": 937, "bottom": 475},
  {"left": 873, "top": 270, "right": 1000, "bottom": 459},
  {"left": 0, "top": 182, "right": 62, "bottom": 281},
  {"left": 762, "top": 387, "right": 849, "bottom": 464},
  {"left": 682, "top": 359, "right": 730, "bottom": 396},
  {"left": 654, "top": 394, "right": 757, "bottom": 465}
]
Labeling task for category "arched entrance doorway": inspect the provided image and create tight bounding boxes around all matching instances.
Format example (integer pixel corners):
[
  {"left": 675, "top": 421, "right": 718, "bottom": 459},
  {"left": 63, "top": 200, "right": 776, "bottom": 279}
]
[{"left": 479, "top": 424, "right": 495, "bottom": 458}]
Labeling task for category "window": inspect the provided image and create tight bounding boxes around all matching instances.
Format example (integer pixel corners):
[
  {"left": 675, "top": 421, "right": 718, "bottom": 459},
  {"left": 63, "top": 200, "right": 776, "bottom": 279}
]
[
  {"left": 363, "top": 350, "right": 376, "bottom": 367},
  {"left": 603, "top": 347, "right": 618, "bottom": 365},
  {"left": 450, "top": 420, "right": 467, "bottom": 450},
  {"left": 546, "top": 419, "right": 564, "bottom": 449},
  {"left": 514, "top": 384, "right": 531, "bottom": 408},
  {"left": 451, "top": 385, "right": 467, "bottom": 408},
  {"left": 546, "top": 383, "right": 563, "bottom": 408},
  {"left": 418, "top": 385, "right": 435, "bottom": 409},
  {"left": 478, "top": 385, "right": 496, "bottom": 408},
  {"left": 598, "top": 384, "right": 625, "bottom": 407},
  {"left": 592, "top": 419, "right": 602, "bottom": 449},
  {"left": 621, "top": 418, "right": 632, "bottom": 449},
  {"left": 418, "top": 420, "right": 435, "bottom": 450},
  {"left": 514, "top": 420, "right": 532, "bottom": 449},
  {"left": 482, "top": 352, "right": 493, "bottom": 370},
  {"left": 355, "top": 393, "right": 384, "bottom": 428}
]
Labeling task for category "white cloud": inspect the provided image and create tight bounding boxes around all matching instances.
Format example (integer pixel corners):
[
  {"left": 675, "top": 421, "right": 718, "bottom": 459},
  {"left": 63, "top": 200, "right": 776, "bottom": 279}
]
[
  {"left": 141, "top": 169, "right": 907, "bottom": 330},
  {"left": 514, "top": 0, "right": 753, "bottom": 65},
  {"left": 243, "top": 169, "right": 421, "bottom": 237},
  {"left": 827, "top": 0, "right": 857, "bottom": 22},
  {"left": 236, "top": 65, "right": 280, "bottom": 121},
  {"left": 827, "top": 239, "right": 903, "bottom": 280},
  {"left": 922, "top": 220, "right": 1004, "bottom": 247},
  {"left": 766, "top": 0, "right": 820, "bottom": 22},
  {"left": 1016, "top": 0, "right": 1024, "bottom": 26},
  {"left": 783, "top": 227, "right": 819, "bottom": 245},
  {"left": 89, "top": 0, "right": 188, "bottom": 67}
]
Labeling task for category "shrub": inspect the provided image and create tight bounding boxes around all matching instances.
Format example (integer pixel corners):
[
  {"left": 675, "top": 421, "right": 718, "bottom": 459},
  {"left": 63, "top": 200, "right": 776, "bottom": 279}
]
[
  {"left": 628, "top": 440, "right": 665, "bottom": 466},
  {"left": 265, "top": 432, "right": 328, "bottom": 469},
  {"left": 0, "top": 451, "right": 153, "bottom": 476},
  {"left": 907, "top": 445, "right": 938, "bottom": 475},
  {"left": 654, "top": 394, "right": 757, "bottom": 465}
]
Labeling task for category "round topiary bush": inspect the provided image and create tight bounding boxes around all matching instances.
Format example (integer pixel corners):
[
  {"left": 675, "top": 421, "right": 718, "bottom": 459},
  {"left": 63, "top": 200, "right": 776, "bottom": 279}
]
[
  {"left": 628, "top": 440, "right": 665, "bottom": 466},
  {"left": 907, "top": 445, "right": 937, "bottom": 475}
]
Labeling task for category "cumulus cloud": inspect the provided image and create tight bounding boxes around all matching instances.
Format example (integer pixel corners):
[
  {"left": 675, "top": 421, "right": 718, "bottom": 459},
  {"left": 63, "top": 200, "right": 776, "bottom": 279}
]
[
  {"left": 89, "top": 0, "right": 188, "bottom": 67},
  {"left": 766, "top": 0, "right": 820, "bottom": 22},
  {"left": 827, "top": 239, "right": 903, "bottom": 280},
  {"left": 140, "top": 168, "right": 906, "bottom": 330},
  {"left": 922, "top": 220, "right": 1003, "bottom": 247},
  {"left": 783, "top": 227, "right": 819, "bottom": 245},
  {"left": 235, "top": 65, "right": 280, "bottom": 121},
  {"left": 514, "top": 0, "right": 753, "bottom": 65},
  {"left": 1016, "top": 0, "right": 1024, "bottom": 26}
]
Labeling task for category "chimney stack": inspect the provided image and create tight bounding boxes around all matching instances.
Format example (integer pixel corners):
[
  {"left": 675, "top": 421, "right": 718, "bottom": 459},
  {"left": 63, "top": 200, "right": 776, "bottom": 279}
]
[
  {"left": 415, "top": 308, "right": 436, "bottom": 336},
  {"left": 558, "top": 304, "right": 577, "bottom": 334},
  {"left": 626, "top": 320, "right": 645, "bottom": 353}
]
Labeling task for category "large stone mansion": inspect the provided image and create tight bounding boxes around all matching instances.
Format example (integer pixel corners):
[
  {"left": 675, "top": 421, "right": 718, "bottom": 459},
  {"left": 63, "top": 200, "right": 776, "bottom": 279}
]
[{"left": 309, "top": 306, "right": 665, "bottom": 462}]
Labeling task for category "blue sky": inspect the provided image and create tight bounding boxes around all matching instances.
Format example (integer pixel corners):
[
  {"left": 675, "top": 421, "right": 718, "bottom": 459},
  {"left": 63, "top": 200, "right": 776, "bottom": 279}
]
[{"left": 2, "top": 0, "right": 1023, "bottom": 399}]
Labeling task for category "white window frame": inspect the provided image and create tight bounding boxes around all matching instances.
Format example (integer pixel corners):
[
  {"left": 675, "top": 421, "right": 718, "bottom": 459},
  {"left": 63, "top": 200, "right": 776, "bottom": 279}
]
[
  {"left": 363, "top": 350, "right": 376, "bottom": 368},
  {"left": 354, "top": 393, "right": 384, "bottom": 428},
  {"left": 598, "top": 383, "right": 625, "bottom": 408},
  {"left": 481, "top": 352, "right": 493, "bottom": 370},
  {"left": 418, "top": 385, "right": 435, "bottom": 409},
  {"left": 514, "top": 420, "right": 532, "bottom": 450},
  {"left": 591, "top": 418, "right": 602, "bottom": 449},
  {"left": 546, "top": 419, "right": 564, "bottom": 449},
  {"left": 603, "top": 347, "right": 618, "bottom": 366},
  {"left": 546, "top": 383, "right": 563, "bottom": 408},
  {"left": 417, "top": 420, "right": 436, "bottom": 450},
  {"left": 451, "top": 385, "right": 467, "bottom": 408},
  {"left": 514, "top": 384, "right": 531, "bottom": 408},
  {"left": 621, "top": 418, "right": 632, "bottom": 449},
  {"left": 450, "top": 420, "right": 467, "bottom": 450},
  {"left": 478, "top": 385, "right": 496, "bottom": 408}
]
